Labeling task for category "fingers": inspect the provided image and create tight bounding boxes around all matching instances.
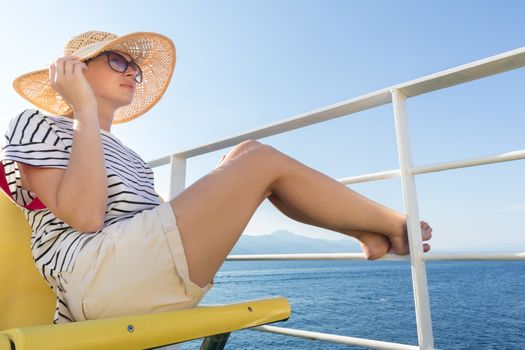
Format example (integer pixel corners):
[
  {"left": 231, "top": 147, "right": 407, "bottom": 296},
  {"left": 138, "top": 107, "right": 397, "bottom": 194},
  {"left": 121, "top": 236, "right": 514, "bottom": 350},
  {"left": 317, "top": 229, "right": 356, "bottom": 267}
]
[
  {"left": 72, "top": 60, "right": 87, "bottom": 76},
  {"left": 53, "top": 56, "right": 70, "bottom": 80},
  {"left": 66, "top": 59, "right": 86, "bottom": 76},
  {"left": 48, "top": 62, "right": 56, "bottom": 89},
  {"left": 60, "top": 56, "right": 83, "bottom": 77},
  {"left": 64, "top": 59, "right": 76, "bottom": 76},
  {"left": 48, "top": 56, "right": 84, "bottom": 82},
  {"left": 47, "top": 55, "right": 95, "bottom": 111}
]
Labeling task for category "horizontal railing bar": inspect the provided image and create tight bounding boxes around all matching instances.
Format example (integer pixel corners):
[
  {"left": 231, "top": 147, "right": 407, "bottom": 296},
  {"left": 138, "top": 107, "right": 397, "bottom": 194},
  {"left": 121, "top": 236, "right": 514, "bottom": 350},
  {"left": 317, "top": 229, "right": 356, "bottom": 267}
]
[
  {"left": 338, "top": 169, "right": 401, "bottom": 184},
  {"left": 146, "top": 47, "right": 525, "bottom": 167},
  {"left": 394, "top": 46, "right": 525, "bottom": 97},
  {"left": 248, "top": 325, "right": 419, "bottom": 350},
  {"left": 338, "top": 148, "right": 525, "bottom": 185},
  {"left": 226, "top": 252, "right": 525, "bottom": 261},
  {"left": 147, "top": 88, "right": 392, "bottom": 167},
  {"left": 412, "top": 149, "right": 525, "bottom": 175},
  {"left": 227, "top": 253, "right": 396, "bottom": 260},
  {"left": 423, "top": 252, "right": 525, "bottom": 261}
]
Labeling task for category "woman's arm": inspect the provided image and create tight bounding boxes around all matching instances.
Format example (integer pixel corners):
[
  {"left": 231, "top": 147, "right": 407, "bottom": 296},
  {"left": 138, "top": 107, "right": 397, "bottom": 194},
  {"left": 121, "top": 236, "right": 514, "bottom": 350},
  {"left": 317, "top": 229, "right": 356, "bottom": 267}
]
[
  {"left": 18, "top": 56, "right": 108, "bottom": 233},
  {"left": 19, "top": 107, "right": 108, "bottom": 232}
]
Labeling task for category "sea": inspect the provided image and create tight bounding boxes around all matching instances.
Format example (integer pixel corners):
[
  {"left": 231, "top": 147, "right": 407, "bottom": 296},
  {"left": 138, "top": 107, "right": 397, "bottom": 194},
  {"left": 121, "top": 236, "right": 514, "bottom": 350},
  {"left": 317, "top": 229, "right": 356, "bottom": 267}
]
[{"left": 159, "top": 260, "right": 524, "bottom": 350}]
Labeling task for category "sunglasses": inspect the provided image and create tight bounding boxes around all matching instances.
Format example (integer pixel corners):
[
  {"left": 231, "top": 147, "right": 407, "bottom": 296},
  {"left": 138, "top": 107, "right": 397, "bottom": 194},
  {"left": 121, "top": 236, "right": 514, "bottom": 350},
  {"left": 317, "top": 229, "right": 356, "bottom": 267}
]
[{"left": 84, "top": 51, "right": 143, "bottom": 84}]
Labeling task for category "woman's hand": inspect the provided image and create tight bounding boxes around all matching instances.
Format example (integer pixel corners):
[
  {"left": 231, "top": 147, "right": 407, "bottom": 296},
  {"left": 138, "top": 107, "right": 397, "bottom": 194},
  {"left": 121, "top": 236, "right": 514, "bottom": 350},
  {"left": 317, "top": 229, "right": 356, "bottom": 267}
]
[{"left": 48, "top": 56, "right": 97, "bottom": 114}]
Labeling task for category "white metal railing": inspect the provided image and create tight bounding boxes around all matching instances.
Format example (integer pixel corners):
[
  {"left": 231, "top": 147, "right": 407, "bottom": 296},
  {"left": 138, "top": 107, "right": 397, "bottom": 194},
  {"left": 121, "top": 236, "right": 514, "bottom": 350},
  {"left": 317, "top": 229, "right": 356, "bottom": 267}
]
[
  {"left": 225, "top": 252, "right": 525, "bottom": 261},
  {"left": 147, "top": 46, "right": 525, "bottom": 350}
]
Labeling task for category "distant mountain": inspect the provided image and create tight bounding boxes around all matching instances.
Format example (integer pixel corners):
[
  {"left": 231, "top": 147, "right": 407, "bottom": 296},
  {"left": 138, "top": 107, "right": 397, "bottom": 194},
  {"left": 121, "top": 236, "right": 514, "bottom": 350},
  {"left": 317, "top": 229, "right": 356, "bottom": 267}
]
[{"left": 230, "top": 229, "right": 361, "bottom": 254}]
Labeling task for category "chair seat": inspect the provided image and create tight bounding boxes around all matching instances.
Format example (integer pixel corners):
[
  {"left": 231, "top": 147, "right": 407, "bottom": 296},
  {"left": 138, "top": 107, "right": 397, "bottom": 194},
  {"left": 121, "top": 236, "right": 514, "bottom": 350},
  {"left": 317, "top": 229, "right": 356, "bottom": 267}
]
[{"left": 0, "top": 297, "right": 291, "bottom": 350}]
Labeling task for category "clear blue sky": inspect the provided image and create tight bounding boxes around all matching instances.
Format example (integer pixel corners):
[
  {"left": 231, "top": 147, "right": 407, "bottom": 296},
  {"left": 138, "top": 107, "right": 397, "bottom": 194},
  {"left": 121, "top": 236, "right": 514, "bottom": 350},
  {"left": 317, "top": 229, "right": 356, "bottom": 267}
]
[{"left": 1, "top": 1, "right": 524, "bottom": 251}]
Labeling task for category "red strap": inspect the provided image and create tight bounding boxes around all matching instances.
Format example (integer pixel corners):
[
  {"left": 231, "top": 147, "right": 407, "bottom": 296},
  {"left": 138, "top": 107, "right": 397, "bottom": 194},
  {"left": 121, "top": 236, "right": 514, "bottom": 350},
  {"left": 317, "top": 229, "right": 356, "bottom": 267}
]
[{"left": 0, "top": 162, "right": 47, "bottom": 210}]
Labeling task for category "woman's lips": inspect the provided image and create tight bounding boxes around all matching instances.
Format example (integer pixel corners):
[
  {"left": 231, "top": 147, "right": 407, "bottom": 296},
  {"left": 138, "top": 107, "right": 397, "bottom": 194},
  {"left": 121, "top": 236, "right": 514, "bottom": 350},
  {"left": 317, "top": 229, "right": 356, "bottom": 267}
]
[{"left": 120, "top": 84, "right": 134, "bottom": 91}]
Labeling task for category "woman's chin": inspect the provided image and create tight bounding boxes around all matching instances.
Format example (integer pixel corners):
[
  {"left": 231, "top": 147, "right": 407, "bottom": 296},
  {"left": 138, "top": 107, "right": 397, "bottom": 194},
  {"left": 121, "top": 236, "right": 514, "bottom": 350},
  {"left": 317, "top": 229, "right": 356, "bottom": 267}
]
[{"left": 116, "top": 98, "right": 134, "bottom": 108}]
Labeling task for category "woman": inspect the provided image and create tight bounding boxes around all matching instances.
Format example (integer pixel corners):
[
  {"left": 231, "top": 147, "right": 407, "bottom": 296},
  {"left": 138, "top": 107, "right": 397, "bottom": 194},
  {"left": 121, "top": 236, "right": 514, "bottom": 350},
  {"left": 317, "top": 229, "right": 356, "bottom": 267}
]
[{"left": 0, "top": 30, "right": 432, "bottom": 324}]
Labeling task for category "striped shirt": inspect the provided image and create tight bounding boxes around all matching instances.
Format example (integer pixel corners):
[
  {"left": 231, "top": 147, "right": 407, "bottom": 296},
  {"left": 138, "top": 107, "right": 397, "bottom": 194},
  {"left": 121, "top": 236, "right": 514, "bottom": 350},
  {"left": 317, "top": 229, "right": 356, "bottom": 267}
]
[{"left": 0, "top": 108, "right": 161, "bottom": 324}]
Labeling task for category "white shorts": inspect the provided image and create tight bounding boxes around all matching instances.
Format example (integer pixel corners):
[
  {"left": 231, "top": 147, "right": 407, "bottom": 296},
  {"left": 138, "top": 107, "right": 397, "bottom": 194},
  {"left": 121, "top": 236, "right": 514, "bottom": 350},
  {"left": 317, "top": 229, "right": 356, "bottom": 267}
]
[{"left": 60, "top": 201, "right": 213, "bottom": 321}]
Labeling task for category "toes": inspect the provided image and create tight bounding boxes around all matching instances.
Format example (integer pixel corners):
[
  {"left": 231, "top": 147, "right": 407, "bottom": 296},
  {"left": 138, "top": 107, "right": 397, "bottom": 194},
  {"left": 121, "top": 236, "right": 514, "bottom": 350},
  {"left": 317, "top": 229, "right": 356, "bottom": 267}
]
[
  {"left": 423, "top": 227, "right": 432, "bottom": 240},
  {"left": 420, "top": 220, "right": 432, "bottom": 240}
]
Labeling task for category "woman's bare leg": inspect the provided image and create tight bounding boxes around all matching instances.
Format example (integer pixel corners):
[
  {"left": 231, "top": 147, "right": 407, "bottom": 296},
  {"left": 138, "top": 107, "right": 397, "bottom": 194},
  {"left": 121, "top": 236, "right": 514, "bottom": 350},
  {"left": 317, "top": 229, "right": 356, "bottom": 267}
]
[
  {"left": 170, "top": 141, "right": 431, "bottom": 288},
  {"left": 216, "top": 141, "right": 412, "bottom": 260},
  {"left": 217, "top": 141, "right": 431, "bottom": 260}
]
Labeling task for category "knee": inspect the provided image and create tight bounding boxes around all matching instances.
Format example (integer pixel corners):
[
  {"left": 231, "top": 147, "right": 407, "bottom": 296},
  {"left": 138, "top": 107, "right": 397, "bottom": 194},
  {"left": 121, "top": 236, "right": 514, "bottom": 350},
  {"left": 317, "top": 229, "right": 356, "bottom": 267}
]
[
  {"left": 236, "top": 139, "right": 262, "bottom": 150},
  {"left": 228, "top": 140, "right": 263, "bottom": 157},
  {"left": 245, "top": 142, "right": 280, "bottom": 163},
  {"left": 236, "top": 140, "right": 278, "bottom": 159},
  {"left": 218, "top": 140, "right": 278, "bottom": 167},
  {"left": 216, "top": 140, "right": 261, "bottom": 167}
]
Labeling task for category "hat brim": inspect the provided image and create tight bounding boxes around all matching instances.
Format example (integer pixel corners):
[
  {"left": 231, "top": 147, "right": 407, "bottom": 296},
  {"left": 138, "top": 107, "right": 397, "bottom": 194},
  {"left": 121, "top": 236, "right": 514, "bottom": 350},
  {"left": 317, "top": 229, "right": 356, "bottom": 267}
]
[{"left": 13, "top": 32, "right": 176, "bottom": 124}]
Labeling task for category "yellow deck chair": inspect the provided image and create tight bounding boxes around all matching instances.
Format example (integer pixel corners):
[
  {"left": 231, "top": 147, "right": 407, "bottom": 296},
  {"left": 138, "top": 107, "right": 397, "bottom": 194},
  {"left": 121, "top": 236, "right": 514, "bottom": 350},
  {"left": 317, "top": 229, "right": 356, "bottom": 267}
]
[{"left": 0, "top": 193, "right": 291, "bottom": 349}]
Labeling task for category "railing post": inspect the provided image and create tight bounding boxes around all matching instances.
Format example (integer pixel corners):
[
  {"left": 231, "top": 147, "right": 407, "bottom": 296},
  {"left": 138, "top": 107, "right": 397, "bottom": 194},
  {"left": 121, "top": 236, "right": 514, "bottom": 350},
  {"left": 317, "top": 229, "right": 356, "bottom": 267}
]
[
  {"left": 169, "top": 155, "right": 187, "bottom": 200},
  {"left": 391, "top": 88, "right": 435, "bottom": 350}
]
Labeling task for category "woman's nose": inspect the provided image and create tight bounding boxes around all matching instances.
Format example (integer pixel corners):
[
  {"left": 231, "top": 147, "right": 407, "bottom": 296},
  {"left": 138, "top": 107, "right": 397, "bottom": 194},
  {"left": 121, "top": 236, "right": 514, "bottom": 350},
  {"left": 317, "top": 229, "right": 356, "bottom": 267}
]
[{"left": 125, "top": 67, "right": 139, "bottom": 81}]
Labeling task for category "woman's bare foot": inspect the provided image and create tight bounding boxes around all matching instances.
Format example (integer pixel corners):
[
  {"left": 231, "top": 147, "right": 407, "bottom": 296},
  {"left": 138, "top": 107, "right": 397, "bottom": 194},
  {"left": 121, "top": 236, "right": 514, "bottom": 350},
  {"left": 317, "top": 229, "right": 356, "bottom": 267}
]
[
  {"left": 388, "top": 217, "right": 433, "bottom": 255},
  {"left": 349, "top": 218, "right": 431, "bottom": 259},
  {"left": 355, "top": 231, "right": 391, "bottom": 260}
]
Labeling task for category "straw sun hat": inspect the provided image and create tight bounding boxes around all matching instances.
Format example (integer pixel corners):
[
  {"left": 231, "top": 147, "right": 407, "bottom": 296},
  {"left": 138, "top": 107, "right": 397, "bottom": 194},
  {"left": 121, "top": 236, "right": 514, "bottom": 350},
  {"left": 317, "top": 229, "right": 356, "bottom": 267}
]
[{"left": 12, "top": 30, "right": 176, "bottom": 124}]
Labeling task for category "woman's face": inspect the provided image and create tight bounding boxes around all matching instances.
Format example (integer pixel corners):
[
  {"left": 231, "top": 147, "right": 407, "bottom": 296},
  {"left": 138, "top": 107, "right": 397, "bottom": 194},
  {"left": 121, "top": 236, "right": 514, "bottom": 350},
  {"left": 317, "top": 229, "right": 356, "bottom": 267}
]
[{"left": 83, "top": 51, "right": 138, "bottom": 109}]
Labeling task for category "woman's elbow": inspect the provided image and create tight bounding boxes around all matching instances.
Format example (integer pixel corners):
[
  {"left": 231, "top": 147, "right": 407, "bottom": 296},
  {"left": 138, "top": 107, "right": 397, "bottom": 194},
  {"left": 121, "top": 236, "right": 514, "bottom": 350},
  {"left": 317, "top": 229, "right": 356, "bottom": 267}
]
[
  {"left": 72, "top": 215, "right": 104, "bottom": 233},
  {"left": 86, "top": 216, "right": 105, "bottom": 233}
]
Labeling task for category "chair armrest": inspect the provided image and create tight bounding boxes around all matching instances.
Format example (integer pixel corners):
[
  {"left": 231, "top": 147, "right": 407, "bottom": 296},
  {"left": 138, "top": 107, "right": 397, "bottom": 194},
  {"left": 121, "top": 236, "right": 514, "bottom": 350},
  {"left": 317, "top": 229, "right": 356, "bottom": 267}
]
[
  {"left": 0, "top": 334, "right": 11, "bottom": 350},
  {"left": 0, "top": 296, "right": 290, "bottom": 350}
]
